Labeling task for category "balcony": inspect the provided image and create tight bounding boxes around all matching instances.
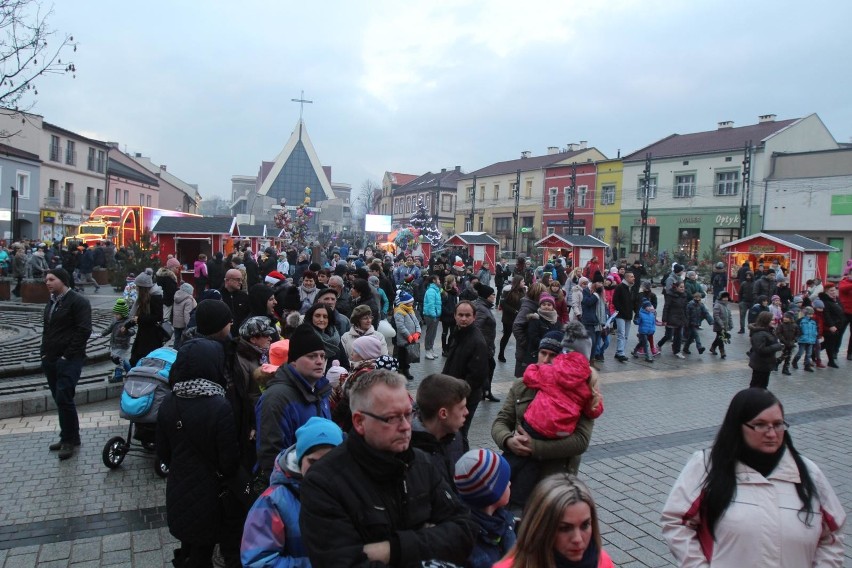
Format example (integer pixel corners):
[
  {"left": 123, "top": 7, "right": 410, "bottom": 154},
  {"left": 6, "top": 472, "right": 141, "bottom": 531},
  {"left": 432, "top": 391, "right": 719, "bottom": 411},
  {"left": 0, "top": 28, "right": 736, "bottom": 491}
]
[
  {"left": 49, "top": 146, "right": 60, "bottom": 162},
  {"left": 63, "top": 194, "right": 75, "bottom": 209},
  {"left": 43, "top": 196, "right": 61, "bottom": 208}
]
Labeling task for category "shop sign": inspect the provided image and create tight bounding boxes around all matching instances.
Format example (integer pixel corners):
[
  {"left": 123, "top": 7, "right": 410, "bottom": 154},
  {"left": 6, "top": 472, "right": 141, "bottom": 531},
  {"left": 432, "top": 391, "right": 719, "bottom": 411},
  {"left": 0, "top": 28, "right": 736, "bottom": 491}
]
[
  {"left": 749, "top": 245, "right": 776, "bottom": 253},
  {"left": 679, "top": 216, "right": 701, "bottom": 224},
  {"left": 548, "top": 219, "right": 586, "bottom": 226},
  {"left": 715, "top": 214, "right": 740, "bottom": 227},
  {"left": 520, "top": 227, "right": 533, "bottom": 233},
  {"left": 41, "top": 210, "right": 57, "bottom": 223},
  {"left": 632, "top": 217, "right": 657, "bottom": 225}
]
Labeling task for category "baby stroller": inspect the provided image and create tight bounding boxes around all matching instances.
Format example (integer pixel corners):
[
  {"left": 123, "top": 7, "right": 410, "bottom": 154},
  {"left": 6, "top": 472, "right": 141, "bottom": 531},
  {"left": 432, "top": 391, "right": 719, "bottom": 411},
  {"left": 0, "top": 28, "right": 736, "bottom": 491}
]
[{"left": 102, "top": 347, "right": 176, "bottom": 477}]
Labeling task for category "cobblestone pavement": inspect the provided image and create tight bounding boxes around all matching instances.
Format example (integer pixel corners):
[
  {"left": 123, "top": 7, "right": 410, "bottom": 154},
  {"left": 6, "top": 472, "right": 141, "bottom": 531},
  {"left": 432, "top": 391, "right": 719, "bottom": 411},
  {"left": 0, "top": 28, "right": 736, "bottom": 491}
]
[{"left": 0, "top": 306, "right": 850, "bottom": 567}]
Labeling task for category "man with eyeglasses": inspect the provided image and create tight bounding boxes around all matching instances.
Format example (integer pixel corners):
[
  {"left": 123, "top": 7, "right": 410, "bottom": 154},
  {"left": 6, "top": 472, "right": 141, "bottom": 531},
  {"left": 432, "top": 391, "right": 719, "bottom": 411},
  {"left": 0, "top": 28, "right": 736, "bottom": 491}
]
[
  {"left": 300, "top": 369, "right": 475, "bottom": 567},
  {"left": 220, "top": 268, "right": 250, "bottom": 334}
]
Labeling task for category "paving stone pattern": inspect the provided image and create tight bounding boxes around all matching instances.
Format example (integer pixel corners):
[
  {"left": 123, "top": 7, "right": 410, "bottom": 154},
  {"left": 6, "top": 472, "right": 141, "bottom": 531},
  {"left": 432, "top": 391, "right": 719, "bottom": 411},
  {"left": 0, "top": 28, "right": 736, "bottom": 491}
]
[{"left": 0, "top": 305, "right": 849, "bottom": 567}]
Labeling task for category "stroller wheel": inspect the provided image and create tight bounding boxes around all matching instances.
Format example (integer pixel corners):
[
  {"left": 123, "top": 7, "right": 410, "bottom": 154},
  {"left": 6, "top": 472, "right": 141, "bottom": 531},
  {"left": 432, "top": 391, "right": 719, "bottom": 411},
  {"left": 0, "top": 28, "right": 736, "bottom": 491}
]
[
  {"left": 155, "top": 459, "right": 169, "bottom": 478},
  {"left": 102, "top": 436, "right": 127, "bottom": 468}
]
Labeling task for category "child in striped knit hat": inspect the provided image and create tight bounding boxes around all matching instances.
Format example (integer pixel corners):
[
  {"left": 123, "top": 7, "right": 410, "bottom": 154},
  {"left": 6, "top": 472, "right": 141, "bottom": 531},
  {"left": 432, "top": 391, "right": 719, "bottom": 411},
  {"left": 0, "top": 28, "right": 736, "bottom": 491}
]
[{"left": 454, "top": 449, "right": 516, "bottom": 568}]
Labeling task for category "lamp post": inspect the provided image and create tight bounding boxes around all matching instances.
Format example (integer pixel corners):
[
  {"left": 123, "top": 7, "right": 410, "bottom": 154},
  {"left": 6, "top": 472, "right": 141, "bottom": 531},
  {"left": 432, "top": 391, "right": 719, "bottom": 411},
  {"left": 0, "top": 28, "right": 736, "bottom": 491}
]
[
  {"left": 512, "top": 169, "right": 520, "bottom": 254},
  {"left": 567, "top": 163, "right": 576, "bottom": 237},
  {"left": 468, "top": 175, "right": 477, "bottom": 232},
  {"left": 10, "top": 186, "right": 19, "bottom": 242}
]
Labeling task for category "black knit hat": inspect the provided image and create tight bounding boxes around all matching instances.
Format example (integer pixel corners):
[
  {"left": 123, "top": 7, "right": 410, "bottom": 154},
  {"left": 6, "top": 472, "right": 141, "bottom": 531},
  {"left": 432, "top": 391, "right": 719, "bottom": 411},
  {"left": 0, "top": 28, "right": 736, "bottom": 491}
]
[
  {"left": 288, "top": 324, "right": 326, "bottom": 363},
  {"left": 277, "top": 286, "right": 302, "bottom": 311},
  {"left": 46, "top": 268, "right": 71, "bottom": 287},
  {"left": 475, "top": 282, "right": 495, "bottom": 299},
  {"left": 196, "top": 299, "right": 233, "bottom": 336}
]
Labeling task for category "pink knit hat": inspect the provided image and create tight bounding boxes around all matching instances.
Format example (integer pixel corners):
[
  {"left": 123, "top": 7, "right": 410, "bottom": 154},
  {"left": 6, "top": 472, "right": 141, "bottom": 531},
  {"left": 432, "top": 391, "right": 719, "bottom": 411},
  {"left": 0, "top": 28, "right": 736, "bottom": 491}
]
[{"left": 539, "top": 293, "right": 556, "bottom": 306}]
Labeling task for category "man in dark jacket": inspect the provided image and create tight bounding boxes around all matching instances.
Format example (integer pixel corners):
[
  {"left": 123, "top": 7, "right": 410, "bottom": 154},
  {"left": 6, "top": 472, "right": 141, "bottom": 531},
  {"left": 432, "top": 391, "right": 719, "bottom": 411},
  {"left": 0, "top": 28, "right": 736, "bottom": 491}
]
[
  {"left": 753, "top": 270, "right": 777, "bottom": 301},
  {"left": 627, "top": 260, "right": 646, "bottom": 296},
  {"left": 41, "top": 268, "right": 92, "bottom": 460},
  {"left": 612, "top": 271, "right": 636, "bottom": 362},
  {"left": 255, "top": 324, "right": 331, "bottom": 476},
  {"left": 220, "top": 269, "right": 251, "bottom": 335},
  {"left": 411, "top": 373, "right": 469, "bottom": 487},
  {"left": 737, "top": 271, "right": 755, "bottom": 333},
  {"left": 300, "top": 369, "right": 475, "bottom": 567},
  {"left": 259, "top": 247, "right": 278, "bottom": 278},
  {"left": 206, "top": 252, "right": 226, "bottom": 291},
  {"left": 819, "top": 284, "right": 844, "bottom": 368}
]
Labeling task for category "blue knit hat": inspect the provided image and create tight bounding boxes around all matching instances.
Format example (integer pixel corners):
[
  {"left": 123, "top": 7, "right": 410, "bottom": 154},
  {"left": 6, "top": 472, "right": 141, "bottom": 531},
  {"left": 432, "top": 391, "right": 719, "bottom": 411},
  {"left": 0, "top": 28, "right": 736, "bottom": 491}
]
[
  {"left": 538, "top": 331, "right": 564, "bottom": 354},
  {"left": 295, "top": 417, "right": 343, "bottom": 466},
  {"left": 454, "top": 449, "right": 511, "bottom": 508},
  {"left": 395, "top": 290, "right": 414, "bottom": 306}
]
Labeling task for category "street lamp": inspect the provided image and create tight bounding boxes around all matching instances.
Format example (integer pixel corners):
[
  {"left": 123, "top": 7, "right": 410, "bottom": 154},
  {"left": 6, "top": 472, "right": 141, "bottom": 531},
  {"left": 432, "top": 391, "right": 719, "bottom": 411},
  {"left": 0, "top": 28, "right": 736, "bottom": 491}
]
[{"left": 10, "top": 186, "right": 19, "bottom": 242}]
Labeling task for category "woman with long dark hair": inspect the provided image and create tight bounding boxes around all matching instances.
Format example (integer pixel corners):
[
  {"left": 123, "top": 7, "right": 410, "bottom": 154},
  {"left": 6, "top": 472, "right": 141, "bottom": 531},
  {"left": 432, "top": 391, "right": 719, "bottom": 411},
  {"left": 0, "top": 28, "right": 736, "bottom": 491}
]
[
  {"left": 662, "top": 388, "right": 845, "bottom": 567},
  {"left": 440, "top": 274, "right": 460, "bottom": 356},
  {"left": 304, "top": 303, "right": 349, "bottom": 372},
  {"left": 129, "top": 271, "right": 164, "bottom": 366},
  {"left": 494, "top": 473, "right": 614, "bottom": 568},
  {"left": 498, "top": 275, "right": 524, "bottom": 363}
]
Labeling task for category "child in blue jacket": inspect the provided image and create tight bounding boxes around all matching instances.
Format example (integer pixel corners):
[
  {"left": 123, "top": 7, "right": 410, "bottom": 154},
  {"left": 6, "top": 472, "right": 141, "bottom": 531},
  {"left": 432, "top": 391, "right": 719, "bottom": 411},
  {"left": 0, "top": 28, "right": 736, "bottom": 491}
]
[
  {"left": 792, "top": 307, "right": 818, "bottom": 373},
  {"left": 633, "top": 298, "right": 658, "bottom": 362},
  {"left": 241, "top": 417, "right": 343, "bottom": 567}
]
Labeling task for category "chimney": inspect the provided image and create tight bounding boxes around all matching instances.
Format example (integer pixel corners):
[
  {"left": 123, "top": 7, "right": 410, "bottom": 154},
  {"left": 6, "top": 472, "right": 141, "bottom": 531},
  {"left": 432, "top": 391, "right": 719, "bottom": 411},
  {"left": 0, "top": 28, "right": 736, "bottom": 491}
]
[
  {"left": 135, "top": 152, "right": 143, "bottom": 158},
  {"left": 106, "top": 141, "right": 119, "bottom": 149},
  {"left": 717, "top": 121, "right": 734, "bottom": 129},
  {"left": 521, "top": 151, "right": 531, "bottom": 159},
  {"left": 758, "top": 114, "right": 777, "bottom": 123},
  {"left": 160, "top": 164, "right": 167, "bottom": 171},
  {"left": 579, "top": 140, "right": 587, "bottom": 149},
  {"left": 454, "top": 165, "right": 461, "bottom": 172},
  {"left": 441, "top": 168, "right": 447, "bottom": 173},
  {"left": 567, "top": 143, "right": 579, "bottom": 151},
  {"left": 547, "top": 146, "right": 559, "bottom": 155}
]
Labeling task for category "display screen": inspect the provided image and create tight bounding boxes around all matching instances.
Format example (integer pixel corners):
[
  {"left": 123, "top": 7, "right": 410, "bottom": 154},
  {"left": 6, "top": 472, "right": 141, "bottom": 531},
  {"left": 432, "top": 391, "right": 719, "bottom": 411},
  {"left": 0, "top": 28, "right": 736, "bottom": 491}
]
[{"left": 365, "top": 214, "right": 392, "bottom": 233}]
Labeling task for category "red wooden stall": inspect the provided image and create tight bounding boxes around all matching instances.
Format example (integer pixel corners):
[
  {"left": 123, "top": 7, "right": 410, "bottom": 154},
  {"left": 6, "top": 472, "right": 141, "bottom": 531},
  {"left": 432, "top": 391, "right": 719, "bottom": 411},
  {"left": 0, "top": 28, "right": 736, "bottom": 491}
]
[
  {"left": 535, "top": 234, "right": 609, "bottom": 270},
  {"left": 152, "top": 216, "right": 237, "bottom": 285},
  {"left": 720, "top": 233, "right": 839, "bottom": 299},
  {"left": 444, "top": 232, "right": 499, "bottom": 272}
]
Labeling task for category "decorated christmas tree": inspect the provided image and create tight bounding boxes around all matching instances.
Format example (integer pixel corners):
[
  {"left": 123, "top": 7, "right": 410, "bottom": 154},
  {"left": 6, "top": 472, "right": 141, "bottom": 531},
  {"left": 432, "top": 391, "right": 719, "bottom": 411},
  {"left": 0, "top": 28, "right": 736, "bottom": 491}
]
[
  {"left": 274, "top": 187, "right": 314, "bottom": 250},
  {"left": 409, "top": 195, "right": 443, "bottom": 246}
]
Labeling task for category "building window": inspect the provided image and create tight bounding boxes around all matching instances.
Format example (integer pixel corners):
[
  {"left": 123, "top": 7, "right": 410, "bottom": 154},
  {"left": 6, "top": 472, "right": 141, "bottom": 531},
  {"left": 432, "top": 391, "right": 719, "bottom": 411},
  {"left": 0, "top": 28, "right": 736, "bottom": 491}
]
[
  {"left": 465, "top": 185, "right": 473, "bottom": 203},
  {"left": 478, "top": 185, "right": 485, "bottom": 202},
  {"left": 97, "top": 188, "right": 104, "bottom": 207},
  {"left": 87, "top": 148, "right": 96, "bottom": 171},
  {"left": 16, "top": 171, "right": 30, "bottom": 199},
  {"left": 478, "top": 217, "right": 484, "bottom": 231},
  {"left": 114, "top": 188, "right": 120, "bottom": 204},
  {"left": 524, "top": 180, "right": 532, "bottom": 199},
  {"left": 636, "top": 176, "right": 657, "bottom": 199},
  {"left": 86, "top": 187, "right": 95, "bottom": 210},
  {"left": 464, "top": 218, "right": 472, "bottom": 231},
  {"left": 594, "top": 228, "right": 606, "bottom": 240},
  {"left": 123, "top": 190, "right": 129, "bottom": 205},
  {"left": 493, "top": 217, "right": 511, "bottom": 233},
  {"left": 547, "top": 226, "right": 555, "bottom": 235},
  {"left": 548, "top": 187, "right": 558, "bottom": 208},
  {"left": 65, "top": 140, "right": 76, "bottom": 166},
  {"left": 97, "top": 150, "right": 106, "bottom": 173},
  {"left": 48, "top": 179, "right": 58, "bottom": 198},
  {"left": 146, "top": 195, "right": 152, "bottom": 207},
  {"left": 564, "top": 226, "right": 584, "bottom": 236},
  {"left": 714, "top": 228, "right": 740, "bottom": 249},
  {"left": 493, "top": 184, "right": 499, "bottom": 201},
  {"left": 674, "top": 174, "right": 696, "bottom": 198},
  {"left": 563, "top": 187, "right": 573, "bottom": 208},
  {"left": 716, "top": 171, "right": 740, "bottom": 196},
  {"left": 49, "top": 135, "right": 60, "bottom": 161},
  {"left": 63, "top": 182, "right": 74, "bottom": 208},
  {"left": 521, "top": 215, "right": 534, "bottom": 228},
  {"left": 577, "top": 186, "right": 588, "bottom": 208},
  {"left": 678, "top": 228, "right": 700, "bottom": 259},
  {"left": 600, "top": 184, "right": 615, "bottom": 205},
  {"left": 630, "top": 226, "right": 660, "bottom": 253},
  {"left": 140, "top": 193, "right": 145, "bottom": 206},
  {"left": 441, "top": 194, "right": 453, "bottom": 212}
]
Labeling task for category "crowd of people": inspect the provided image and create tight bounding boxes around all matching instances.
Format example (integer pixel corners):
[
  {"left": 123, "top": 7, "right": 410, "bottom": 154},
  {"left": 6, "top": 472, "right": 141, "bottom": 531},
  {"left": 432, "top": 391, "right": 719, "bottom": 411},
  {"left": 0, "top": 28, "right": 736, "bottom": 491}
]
[{"left": 25, "top": 236, "right": 851, "bottom": 566}]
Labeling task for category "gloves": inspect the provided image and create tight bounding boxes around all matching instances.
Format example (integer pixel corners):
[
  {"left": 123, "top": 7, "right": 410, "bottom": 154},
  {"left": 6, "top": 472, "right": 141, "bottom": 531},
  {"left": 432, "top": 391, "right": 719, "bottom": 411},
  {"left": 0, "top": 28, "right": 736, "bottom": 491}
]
[{"left": 408, "top": 332, "right": 421, "bottom": 343}]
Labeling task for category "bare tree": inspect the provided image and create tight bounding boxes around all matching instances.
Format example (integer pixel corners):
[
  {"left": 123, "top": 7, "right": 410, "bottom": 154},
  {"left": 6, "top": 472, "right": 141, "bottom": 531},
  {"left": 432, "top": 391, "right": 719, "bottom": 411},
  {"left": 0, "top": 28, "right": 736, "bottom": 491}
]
[
  {"left": 0, "top": 0, "right": 78, "bottom": 118},
  {"left": 352, "top": 178, "right": 379, "bottom": 219}
]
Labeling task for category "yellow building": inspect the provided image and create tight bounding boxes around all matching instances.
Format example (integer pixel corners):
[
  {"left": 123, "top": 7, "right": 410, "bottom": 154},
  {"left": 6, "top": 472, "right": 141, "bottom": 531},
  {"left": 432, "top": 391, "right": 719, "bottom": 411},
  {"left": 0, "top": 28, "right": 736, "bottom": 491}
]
[{"left": 593, "top": 158, "right": 624, "bottom": 257}]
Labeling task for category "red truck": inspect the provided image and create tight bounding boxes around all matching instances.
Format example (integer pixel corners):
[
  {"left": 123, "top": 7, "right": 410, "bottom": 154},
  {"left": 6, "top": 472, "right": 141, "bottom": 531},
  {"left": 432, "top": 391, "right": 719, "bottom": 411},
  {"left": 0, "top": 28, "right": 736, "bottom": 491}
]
[{"left": 65, "top": 206, "right": 199, "bottom": 248}]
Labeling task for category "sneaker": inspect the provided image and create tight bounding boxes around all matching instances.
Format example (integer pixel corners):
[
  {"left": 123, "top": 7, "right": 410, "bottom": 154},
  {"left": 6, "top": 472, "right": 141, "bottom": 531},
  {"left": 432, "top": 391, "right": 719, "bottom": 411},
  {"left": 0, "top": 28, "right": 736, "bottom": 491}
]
[
  {"left": 682, "top": 349, "right": 692, "bottom": 355},
  {"left": 827, "top": 361, "right": 839, "bottom": 369},
  {"left": 424, "top": 351, "right": 435, "bottom": 360},
  {"left": 804, "top": 366, "right": 814, "bottom": 373},
  {"left": 675, "top": 352, "right": 686, "bottom": 359},
  {"left": 615, "top": 354, "right": 628, "bottom": 363},
  {"left": 652, "top": 349, "right": 661, "bottom": 357},
  {"left": 698, "top": 347, "right": 706, "bottom": 355},
  {"left": 645, "top": 357, "right": 654, "bottom": 363}
]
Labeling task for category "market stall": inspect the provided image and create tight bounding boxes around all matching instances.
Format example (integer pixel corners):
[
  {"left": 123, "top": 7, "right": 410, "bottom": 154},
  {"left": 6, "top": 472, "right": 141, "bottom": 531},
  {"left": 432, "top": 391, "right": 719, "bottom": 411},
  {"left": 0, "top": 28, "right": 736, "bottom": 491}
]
[
  {"left": 444, "top": 232, "right": 499, "bottom": 272},
  {"left": 151, "top": 216, "right": 237, "bottom": 285},
  {"left": 237, "top": 224, "right": 272, "bottom": 254},
  {"left": 720, "top": 233, "right": 838, "bottom": 299},
  {"left": 534, "top": 234, "right": 608, "bottom": 271}
]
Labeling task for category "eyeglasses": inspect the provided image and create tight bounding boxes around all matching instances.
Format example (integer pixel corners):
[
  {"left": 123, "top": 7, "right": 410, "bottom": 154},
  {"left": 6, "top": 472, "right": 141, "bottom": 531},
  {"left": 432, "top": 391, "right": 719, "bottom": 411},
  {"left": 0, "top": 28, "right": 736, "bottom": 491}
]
[
  {"left": 743, "top": 421, "right": 789, "bottom": 434},
  {"left": 359, "top": 409, "right": 414, "bottom": 426}
]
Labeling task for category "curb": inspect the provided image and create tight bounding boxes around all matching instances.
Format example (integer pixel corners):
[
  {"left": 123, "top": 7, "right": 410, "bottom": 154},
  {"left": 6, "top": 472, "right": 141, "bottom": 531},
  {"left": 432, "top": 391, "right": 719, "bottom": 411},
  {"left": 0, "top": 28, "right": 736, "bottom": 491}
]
[{"left": 0, "top": 381, "right": 124, "bottom": 420}]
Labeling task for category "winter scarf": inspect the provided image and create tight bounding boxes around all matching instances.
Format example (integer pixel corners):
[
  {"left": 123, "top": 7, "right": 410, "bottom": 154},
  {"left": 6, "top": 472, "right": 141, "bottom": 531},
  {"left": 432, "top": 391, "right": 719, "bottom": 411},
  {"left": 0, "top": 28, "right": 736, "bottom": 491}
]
[
  {"left": 537, "top": 306, "right": 558, "bottom": 323},
  {"left": 172, "top": 379, "right": 225, "bottom": 399},
  {"left": 395, "top": 303, "right": 415, "bottom": 317},
  {"left": 300, "top": 283, "right": 316, "bottom": 295},
  {"left": 313, "top": 324, "right": 341, "bottom": 360}
]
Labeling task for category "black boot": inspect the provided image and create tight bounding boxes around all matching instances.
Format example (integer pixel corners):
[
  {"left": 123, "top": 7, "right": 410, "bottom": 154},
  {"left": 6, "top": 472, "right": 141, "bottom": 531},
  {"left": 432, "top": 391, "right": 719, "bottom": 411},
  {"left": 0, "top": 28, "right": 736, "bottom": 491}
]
[
  {"left": 484, "top": 391, "right": 501, "bottom": 402},
  {"left": 498, "top": 353, "right": 506, "bottom": 363},
  {"left": 782, "top": 364, "right": 791, "bottom": 376}
]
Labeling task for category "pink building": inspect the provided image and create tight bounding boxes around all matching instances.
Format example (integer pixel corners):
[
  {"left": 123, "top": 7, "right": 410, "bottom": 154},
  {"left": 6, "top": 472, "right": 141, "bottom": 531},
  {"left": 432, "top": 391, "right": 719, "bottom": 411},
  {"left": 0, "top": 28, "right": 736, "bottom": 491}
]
[{"left": 542, "top": 162, "right": 597, "bottom": 237}]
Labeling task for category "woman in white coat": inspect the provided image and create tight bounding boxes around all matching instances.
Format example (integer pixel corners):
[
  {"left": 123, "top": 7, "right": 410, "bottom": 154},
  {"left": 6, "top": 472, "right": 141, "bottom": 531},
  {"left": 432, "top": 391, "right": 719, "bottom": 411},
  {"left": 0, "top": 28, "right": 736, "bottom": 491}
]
[{"left": 661, "top": 388, "right": 845, "bottom": 567}]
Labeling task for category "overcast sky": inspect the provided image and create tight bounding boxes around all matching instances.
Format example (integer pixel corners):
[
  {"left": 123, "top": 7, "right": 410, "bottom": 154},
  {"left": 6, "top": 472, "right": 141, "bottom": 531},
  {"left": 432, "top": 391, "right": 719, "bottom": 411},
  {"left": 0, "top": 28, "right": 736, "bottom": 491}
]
[{"left": 29, "top": 1, "right": 852, "bottom": 201}]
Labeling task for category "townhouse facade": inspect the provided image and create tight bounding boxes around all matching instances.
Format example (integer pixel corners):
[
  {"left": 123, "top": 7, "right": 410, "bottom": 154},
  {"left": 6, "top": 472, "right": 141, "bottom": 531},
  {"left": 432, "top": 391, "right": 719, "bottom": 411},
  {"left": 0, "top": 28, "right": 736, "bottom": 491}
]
[
  {"left": 455, "top": 146, "right": 606, "bottom": 256},
  {"left": 376, "top": 171, "right": 417, "bottom": 217},
  {"left": 593, "top": 158, "right": 624, "bottom": 257},
  {"left": 106, "top": 146, "right": 160, "bottom": 208},
  {"left": 391, "top": 166, "right": 463, "bottom": 231},
  {"left": 129, "top": 153, "right": 201, "bottom": 214},
  {"left": 618, "top": 114, "right": 837, "bottom": 260},
  {"left": 763, "top": 147, "right": 852, "bottom": 277},
  {"left": 542, "top": 160, "right": 597, "bottom": 238},
  {"left": 0, "top": 143, "right": 41, "bottom": 241}
]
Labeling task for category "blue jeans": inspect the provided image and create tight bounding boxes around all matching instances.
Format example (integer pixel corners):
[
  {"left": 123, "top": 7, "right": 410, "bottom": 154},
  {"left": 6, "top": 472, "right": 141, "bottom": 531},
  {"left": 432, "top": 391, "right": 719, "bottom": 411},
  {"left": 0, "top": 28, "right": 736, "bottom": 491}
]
[
  {"left": 794, "top": 343, "right": 813, "bottom": 365},
  {"left": 616, "top": 318, "right": 631, "bottom": 356},
  {"left": 597, "top": 331, "right": 609, "bottom": 357},
  {"left": 42, "top": 357, "right": 84, "bottom": 444}
]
